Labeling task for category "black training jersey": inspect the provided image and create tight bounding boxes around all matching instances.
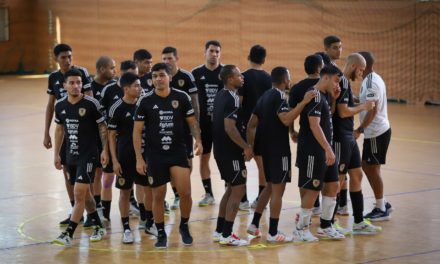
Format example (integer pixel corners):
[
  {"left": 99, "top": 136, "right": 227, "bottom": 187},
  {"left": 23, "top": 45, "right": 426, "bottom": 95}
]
[
  {"left": 140, "top": 72, "right": 154, "bottom": 94},
  {"left": 212, "top": 88, "right": 243, "bottom": 159},
  {"left": 100, "top": 81, "right": 123, "bottom": 114},
  {"left": 238, "top": 69, "right": 272, "bottom": 126},
  {"left": 333, "top": 76, "right": 355, "bottom": 141},
  {"left": 134, "top": 89, "right": 194, "bottom": 156},
  {"left": 108, "top": 99, "right": 137, "bottom": 157},
  {"left": 254, "top": 88, "right": 290, "bottom": 156},
  {"left": 54, "top": 95, "right": 105, "bottom": 165},
  {"left": 84, "top": 79, "right": 116, "bottom": 101},
  {"left": 298, "top": 89, "right": 333, "bottom": 148},
  {"left": 192, "top": 64, "right": 224, "bottom": 121},
  {"left": 288, "top": 78, "right": 319, "bottom": 109},
  {"left": 47, "top": 66, "right": 91, "bottom": 99},
  {"left": 171, "top": 68, "right": 198, "bottom": 95}
]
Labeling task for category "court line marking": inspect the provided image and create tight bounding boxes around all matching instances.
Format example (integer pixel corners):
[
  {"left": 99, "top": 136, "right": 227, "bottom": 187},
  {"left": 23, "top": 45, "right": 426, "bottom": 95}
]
[
  {"left": 9, "top": 186, "right": 440, "bottom": 254},
  {"left": 358, "top": 248, "right": 440, "bottom": 263}
]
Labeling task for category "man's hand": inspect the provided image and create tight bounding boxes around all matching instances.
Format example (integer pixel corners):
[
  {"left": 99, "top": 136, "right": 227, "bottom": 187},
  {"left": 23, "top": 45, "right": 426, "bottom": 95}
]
[
  {"left": 243, "top": 146, "right": 254, "bottom": 161},
  {"left": 194, "top": 141, "right": 203, "bottom": 156},
  {"left": 303, "top": 90, "right": 317, "bottom": 104},
  {"left": 113, "top": 160, "right": 123, "bottom": 176},
  {"left": 44, "top": 134, "right": 52, "bottom": 149},
  {"left": 325, "top": 147, "right": 336, "bottom": 166},
  {"left": 100, "top": 150, "right": 109, "bottom": 168},
  {"left": 54, "top": 155, "right": 62, "bottom": 170},
  {"left": 364, "top": 101, "right": 375, "bottom": 111},
  {"left": 290, "top": 130, "right": 299, "bottom": 143},
  {"left": 136, "top": 158, "right": 147, "bottom": 176}
]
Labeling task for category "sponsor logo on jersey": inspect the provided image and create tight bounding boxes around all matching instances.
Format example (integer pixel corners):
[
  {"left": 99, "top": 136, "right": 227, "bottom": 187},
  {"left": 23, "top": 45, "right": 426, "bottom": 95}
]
[
  {"left": 162, "top": 145, "right": 170, "bottom": 150},
  {"left": 126, "top": 112, "right": 131, "bottom": 117},
  {"left": 172, "top": 100, "right": 179, "bottom": 109},
  {"left": 79, "top": 108, "right": 86, "bottom": 116},
  {"left": 113, "top": 95, "right": 120, "bottom": 100},
  {"left": 77, "top": 175, "right": 83, "bottom": 180},
  {"left": 61, "top": 110, "right": 66, "bottom": 114},
  {"left": 153, "top": 105, "right": 159, "bottom": 109},
  {"left": 200, "top": 76, "right": 205, "bottom": 80},
  {"left": 178, "top": 79, "right": 185, "bottom": 87}
]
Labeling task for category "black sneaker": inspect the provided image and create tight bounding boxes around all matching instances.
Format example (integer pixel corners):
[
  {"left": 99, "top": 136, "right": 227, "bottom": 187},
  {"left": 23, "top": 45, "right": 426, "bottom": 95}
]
[
  {"left": 179, "top": 225, "right": 193, "bottom": 246},
  {"left": 82, "top": 217, "right": 95, "bottom": 229},
  {"left": 59, "top": 215, "right": 70, "bottom": 226},
  {"left": 385, "top": 202, "right": 393, "bottom": 214},
  {"left": 155, "top": 233, "right": 167, "bottom": 249},
  {"left": 364, "top": 207, "right": 390, "bottom": 222}
]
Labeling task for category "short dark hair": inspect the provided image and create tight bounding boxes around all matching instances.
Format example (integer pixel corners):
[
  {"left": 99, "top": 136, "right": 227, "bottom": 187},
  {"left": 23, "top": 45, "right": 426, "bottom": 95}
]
[
  {"left": 96, "top": 56, "right": 112, "bottom": 71},
  {"left": 314, "top": 52, "right": 332, "bottom": 66},
  {"left": 304, "top": 54, "right": 323, "bottom": 75},
  {"left": 120, "top": 60, "right": 137, "bottom": 71},
  {"left": 162, "top": 46, "right": 177, "bottom": 56},
  {"left": 133, "top": 49, "right": 152, "bottom": 61},
  {"left": 151, "top": 63, "right": 171, "bottom": 75},
  {"left": 323, "top": 35, "right": 341, "bottom": 48},
  {"left": 271, "top": 66, "right": 289, "bottom": 84},
  {"left": 320, "top": 64, "right": 343, "bottom": 77},
  {"left": 220, "top": 64, "right": 237, "bottom": 84},
  {"left": 54, "top": 43, "right": 72, "bottom": 56},
  {"left": 120, "top": 72, "right": 139, "bottom": 88},
  {"left": 358, "top": 51, "right": 375, "bottom": 69},
  {"left": 63, "top": 68, "right": 82, "bottom": 81},
  {"left": 249, "top": 45, "right": 266, "bottom": 64},
  {"left": 205, "top": 40, "right": 221, "bottom": 50}
]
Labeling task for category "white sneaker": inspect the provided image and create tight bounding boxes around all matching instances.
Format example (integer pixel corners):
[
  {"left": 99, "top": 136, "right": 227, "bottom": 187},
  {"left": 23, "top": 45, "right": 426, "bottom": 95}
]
[
  {"left": 171, "top": 197, "right": 180, "bottom": 210},
  {"left": 90, "top": 227, "right": 106, "bottom": 242},
  {"left": 316, "top": 226, "right": 345, "bottom": 240},
  {"left": 97, "top": 207, "right": 105, "bottom": 221},
  {"left": 52, "top": 231, "right": 72, "bottom": 246},
  {"left": 164, "top": 201, "right": 171, "bottom": 216},
  {"left": 333, "top": 222, "right": 352, "bottom": 236},
  {"left": 246, "top": 224, "right": 262, "bottom": 237},
  {"left": 122, "top": 229, "right": 134, "bottom": 244},
  {"left": 294, "top": 213, "right": 312, "bottom": 226},
  {"left": 219, "top": 233, "right": 249, "bottom": 246},
  {"left": 212, "top": 231, "right": 222, "bottom": 242},
  {"left": 312, "top": 206, "right": 322, "bottom": 216},
  {"left": 267, "top": 231, "right": 292, "bottom": 243},
  {"left": 239, "top": 201, "right": 250, "bottom": 211},
  {"left": 129, "top": 203, "right": 140, "bottom": 216},
  {"left": 138, "top": 219, "right": 147, "bottom": 230},
  {"left": 292, "top": 228, "right": 319, "bottom": 242},
  {"left": 198, "top": 194, "right": 215, "bottom": 207},
  {"left": 145, "top": 224, "right": 158, "bottom": 237},
  {"left": 336, "top": 205, "right": 349, "bottom": 215},
  {"left": 353, "top": 220, "right": 382, "bottom": 235}
]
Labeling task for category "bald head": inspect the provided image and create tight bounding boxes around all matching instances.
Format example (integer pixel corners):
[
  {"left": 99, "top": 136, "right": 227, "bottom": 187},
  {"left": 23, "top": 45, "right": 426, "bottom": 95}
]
[
  {"left": 344, "top": 53, "right": 366, "bottom": 81},
  {"left": 96, "top": 56, "right": 113, "bottom": 71},
  {"left": 346, "top": 53, "right": 366, "bottom": 68}
]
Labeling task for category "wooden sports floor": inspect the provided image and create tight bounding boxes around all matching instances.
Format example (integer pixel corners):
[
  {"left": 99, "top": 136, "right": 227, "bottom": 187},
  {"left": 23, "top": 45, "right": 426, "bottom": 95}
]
[{"left": 1, "top": 75, "right": 439, "bottom": 264}]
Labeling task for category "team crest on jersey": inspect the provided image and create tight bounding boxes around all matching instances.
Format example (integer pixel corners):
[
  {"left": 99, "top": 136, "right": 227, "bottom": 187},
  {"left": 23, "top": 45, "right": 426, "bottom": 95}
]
[
  {"left": 339, "top": 163, "right": 345, "bottom": 173},
  {"left": 79, "top": 108, "right": 86, "bottom": 116},
  {"left": 147, "top": 79, "right": 153, "bottom": 87},
  {"left": 172, "top": 100, "right": 179, "bottom": 109},
  {"left": 118, "top": 177, "right": 125, "bottom": 186},
  {"left": 148, "top": 176, "right": 154, "bottom": 185},
  {"left": 178, "top": 79, "right": 185, "bottom": 87},
  {"left": 313, "top": 179, "right": 320, "bottom": 188},
  {"left": 241, "top": 170, "right": 247, "bottom": 178}
]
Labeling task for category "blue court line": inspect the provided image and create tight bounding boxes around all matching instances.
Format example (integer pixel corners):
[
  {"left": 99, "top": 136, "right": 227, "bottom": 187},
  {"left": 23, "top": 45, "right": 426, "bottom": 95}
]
[{"left": 358, "top": 249, "right": 440, "bottom": 263}]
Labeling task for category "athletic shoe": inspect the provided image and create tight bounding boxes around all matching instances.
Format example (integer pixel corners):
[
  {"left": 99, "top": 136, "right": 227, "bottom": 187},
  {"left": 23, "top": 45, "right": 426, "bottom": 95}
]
[
  {"left": 239, "top": 201, "right": 251, "bottom": 211},
  {"left": 316, "top": 226, "right": 345, "bottom": 240},
  {"left": 212, "top": 231, "right": 222, "bottom": 242},
  {"left": 138, "top": 219, "right": 147, "bottom": 230},
  {"left": 364, "top": 207, "right": 390, "bottom": 221},
  {"left": 246, "top": 224, "right": 262, "bottom": 237},
  {"left": 250, "top": 199, "right": 258, "bottom": 209},
  {"left": 155, "top": 233, "right": 167, "bottom": 249},
  {"left": 312, "top": 206, "right": 322, "bottom": 216},
  {"left": 170, "top": 197, "right": 180, "bottom": 210},
  {"left": 97, "top": 206, "right": 105, "bottom": 221},
  {"left": 129, "top": 202, "right": 140, "bottom": 216},
  {"left": 122, "top": 229, "right": 134, "bottom": 244},
  {"left": 59, "top": 216, "right": 70, "bottom": 226},
  {"left": 219, "top": 233, "right": 248, "bottom": 246},
  {"left": 198, "top": 194, "right": 215, "bottom": 207},
  {"left": 102, "top": 217, "right": 111, "bottom": 228},
  {"left": 267, "top": 231, "right": 292, "bottom": 243},
  {"left": 333, "top": 222, "right": 352, "bottom": 236},
  {"left": 294, "top": 213, "right": 312, "bottom": 226},
  {"left": 336, "top": 205, "right": 349, "bottom": 215},
  {"left": 52, "top": 231, "right": 72, "bottom": 246},
  {"left": 292, "top": 228, "right": 319, "bottom": 242},
  {"left": 179, "top": 225, "right": 193, "bottom": 246},
  {"left": 386, "top": 202, "right": 394, "bottom": 214},
  {"left": 90, "top": 227, "right": 106, "bottom": 242},
  {"left": 82, "top": 217, "right": 95, "bottom": 229},
  {"left": 164, "top": 201, "right": 171, "bottom": 216},
  {"left": 353, "top": 220, "right": 382, "bottom": 235},
  {"left": 145, "top": 224, "right": 158, "bottom": 237}
]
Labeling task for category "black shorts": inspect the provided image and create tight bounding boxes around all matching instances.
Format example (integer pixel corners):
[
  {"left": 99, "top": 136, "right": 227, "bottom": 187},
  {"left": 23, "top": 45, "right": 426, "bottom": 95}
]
[
  {"left": 102, "top": 149, "right": 114, "bottom": 173},
  {"left": 145, "top": 150, "right": 190, "bottom": 188},
  {"left": 297, "top": 150, "right": 339, "bottom": 191},
  {"left": 200, "top": 118, "right": 213, "bottom": 154},
  {"left": 263, "top": 154, "right": 291, "bottom": 184},
  {"left": 60, "top": 141, "right": 67, "bottom": 165},
  {"left": 334, "top": 139, "right": 361, "bottom": 174},
  {"left": 253, "top": 130, "right": 263, "bottom": 156},
  {"left": 115, "top": 156, "right": 148, "bottom": 190},
  {"left": 67, "top": 160, "right": 97, "bottom": 185},
  {"left": 185, "top": 134, "right": 194, "bottom": 159},
  {"left": 362, "top": 128, "right": 391, "bottom": 165},
  {"left": 215, "top": 156, "right": 247, "bottom": 186}
]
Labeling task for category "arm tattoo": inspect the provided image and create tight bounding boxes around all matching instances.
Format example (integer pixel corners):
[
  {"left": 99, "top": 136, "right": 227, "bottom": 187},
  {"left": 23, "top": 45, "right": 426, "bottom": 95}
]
[
  {"left": 189, "top": 121, "right": 201, "bottom": 141},
  {"left": 98, "top": 123, "right": 108, "bottom": 150}
]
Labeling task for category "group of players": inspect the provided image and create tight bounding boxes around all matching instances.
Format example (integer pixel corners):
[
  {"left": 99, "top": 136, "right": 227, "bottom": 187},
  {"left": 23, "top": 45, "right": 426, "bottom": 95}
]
[{"left": 44, "top": 35, "right": 392, "bottom": 248}]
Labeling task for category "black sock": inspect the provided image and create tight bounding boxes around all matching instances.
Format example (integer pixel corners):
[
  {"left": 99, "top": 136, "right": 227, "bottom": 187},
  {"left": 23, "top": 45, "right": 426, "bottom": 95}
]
[
  {"left": 222, "top": 220, "right": 234, "bottom": 238},
  {"left": 70, "top": 200, "right": 75, "bottom": 207},
  {"left": 146, "top": 210, "right": 154, "bottom": 227},
  {"left": 320, "top": 218, "right": 332, "bottom": 229},
  {"left": 130, "top": 189, "right": 136, "bottom": 203},
  {"left": 251, "top": 212, "right": 262, "bottom": 228},
  {"left": 350, "top": 191, "right": 364, "bottom": 224},
  {"left": 180, "top": 217, "right": 189, "bottom": 229},
  {"left": 332, "top": 194, "right": 340, "bottom": 224},
  {"left": 101, "top": 200, "right": 111, "bottom": 219},
  {"left": 94, "top": 195, "right": 101, "bottom": 207},
  {"left": 90, "top": 210, "right": 103, "bottom": 227},
  {"left": 66, "top": 221, "right": 78, "bottom": 238},
  {"left": 314, "top": 195, "right": 320, "bottom": 207},
  {"left": 340, "top": 189, "right": 348, "bottom": 207},
  {"left": 156, "top": 222, "right": 166, "bottom": 237},
  {"left": 172, "top": 187, "right": 180, "bottom": 198},
  {"left": 202, "top": 178, "right": 213, "bottom": 196},
  {"left": 269, "top": 218, "right": 279, "bottom": 236},
  {"left": 216, "top": 217, "right": 225, "bottom": 233},
  {"left": 241, "top": 193, "right": 248, "bottom": 203},
  {"left": 257, "top": 185, "right": 265, "bottom": 200},
  {"left": 139, "top": 203, "right": 147, "bottom": 221},
  {"left": 121, "top": 217, "right": 130, "bottom": 231}
]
